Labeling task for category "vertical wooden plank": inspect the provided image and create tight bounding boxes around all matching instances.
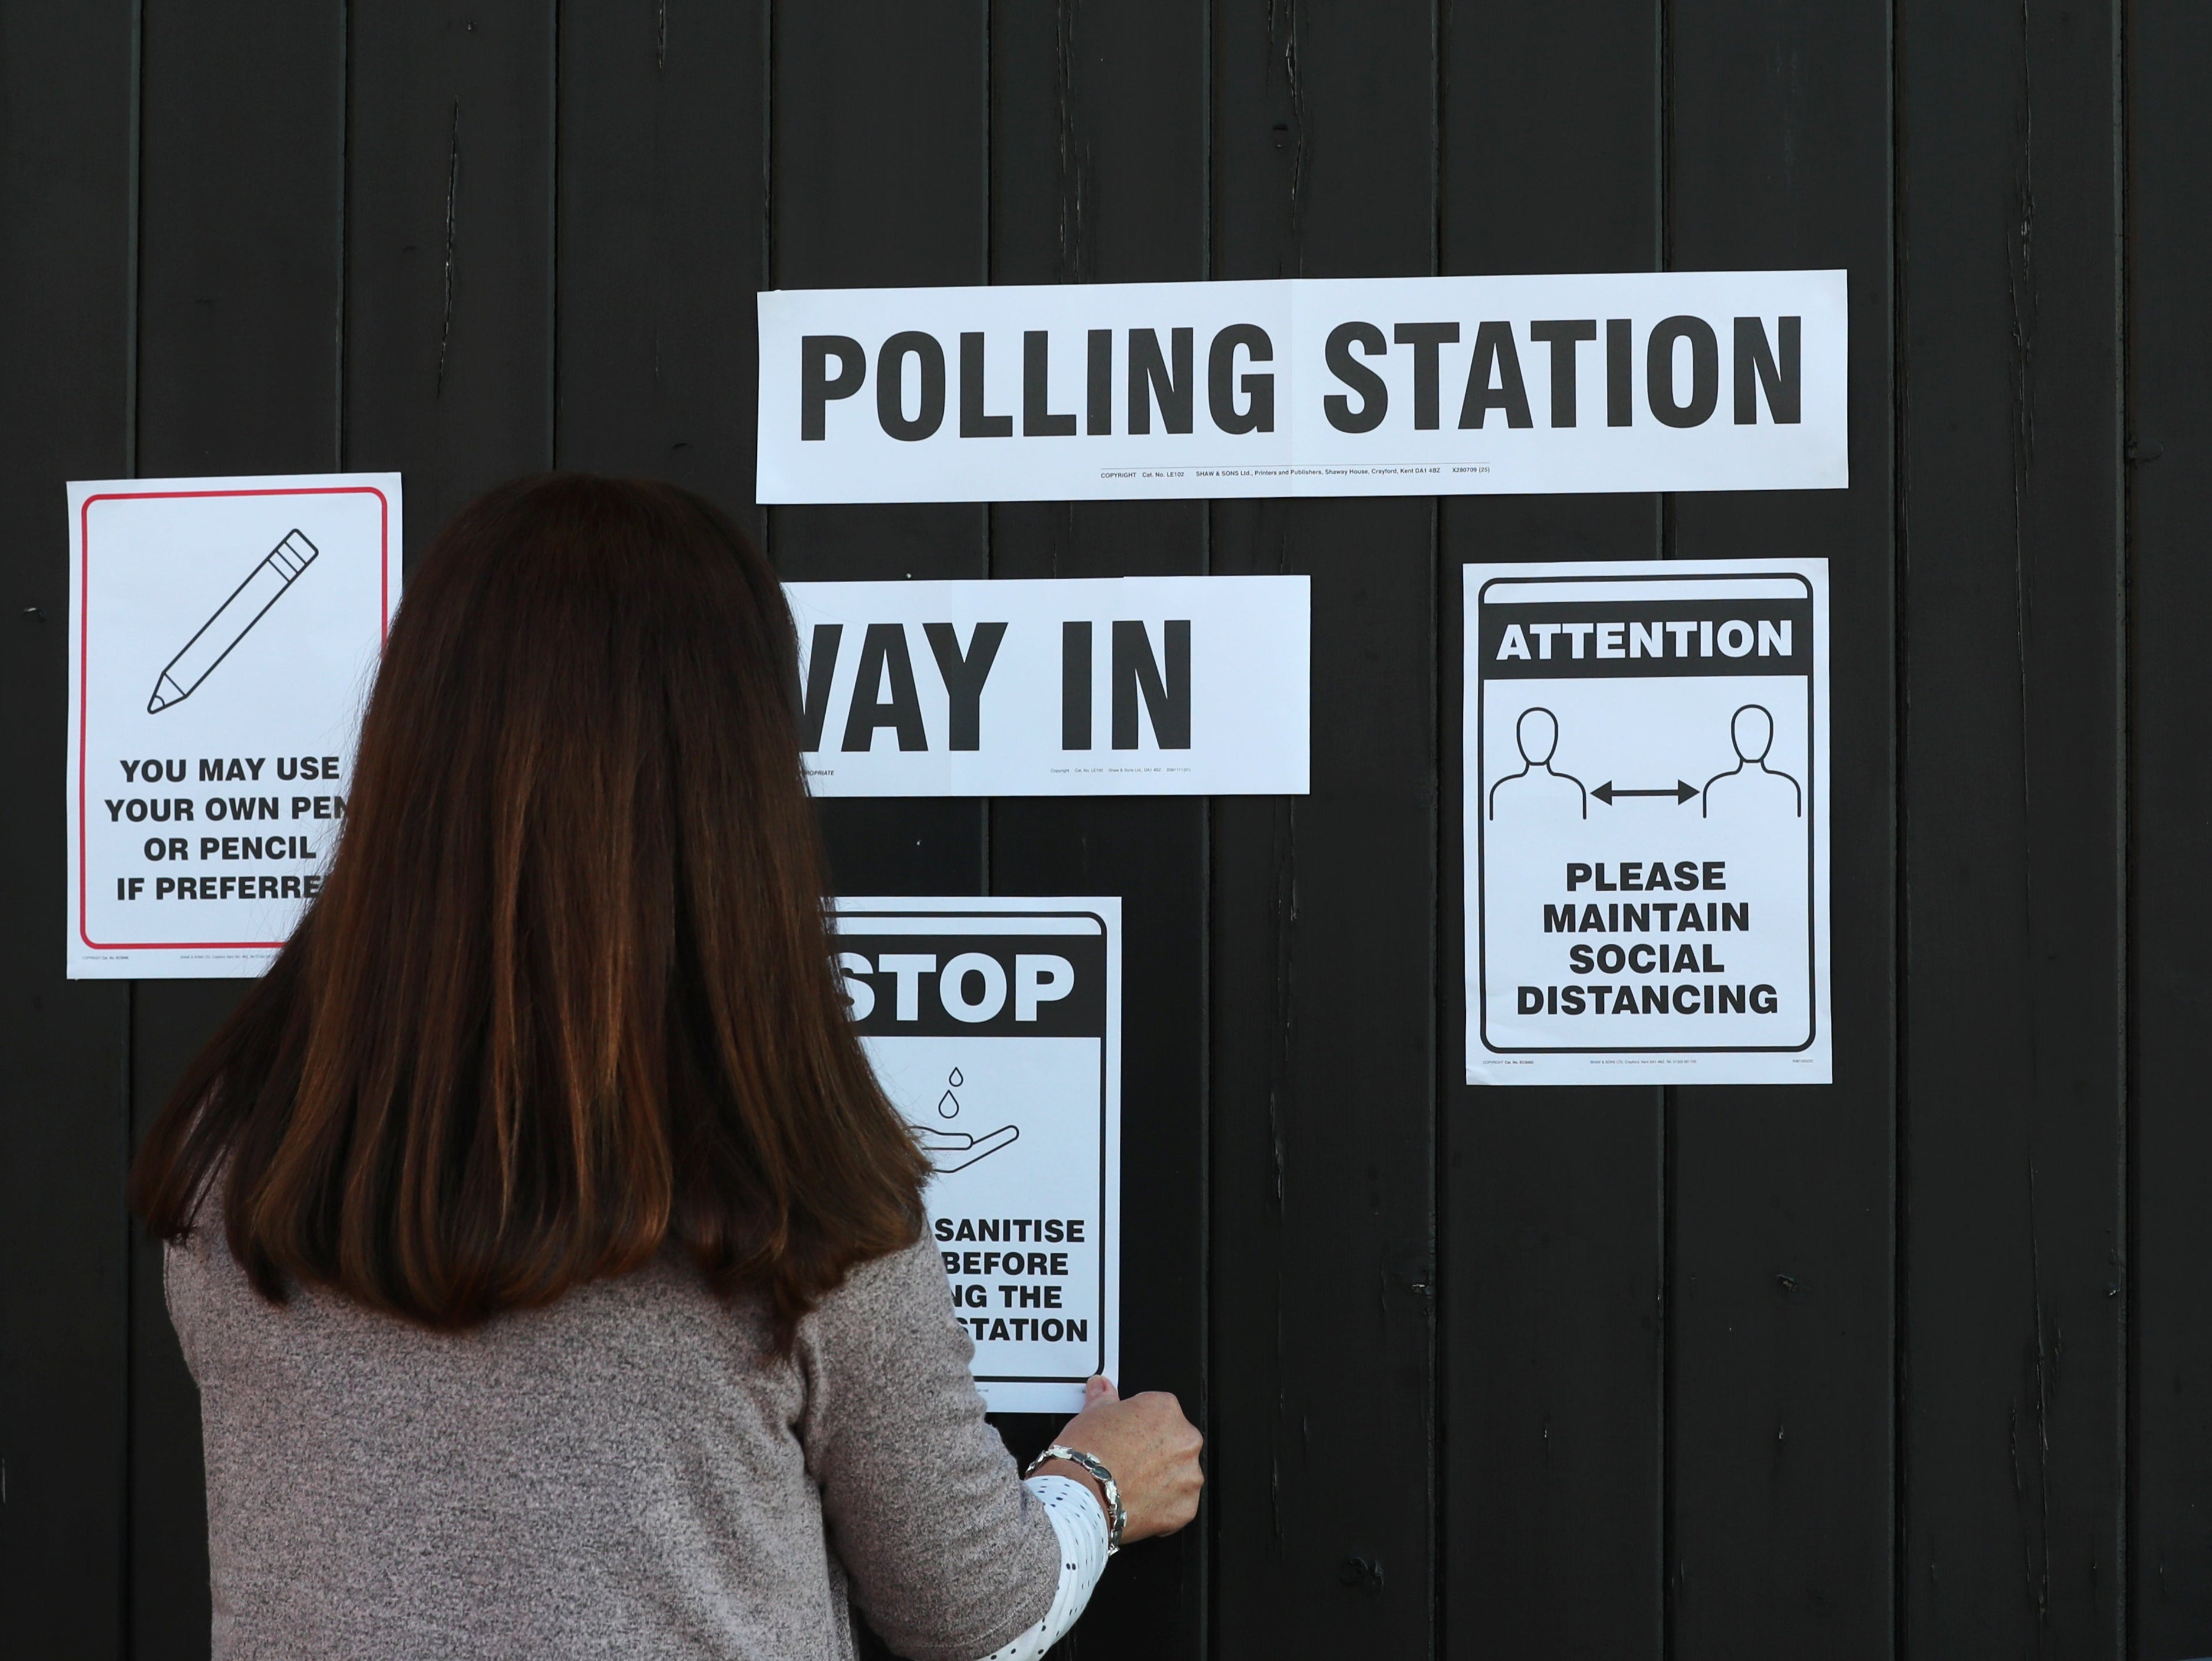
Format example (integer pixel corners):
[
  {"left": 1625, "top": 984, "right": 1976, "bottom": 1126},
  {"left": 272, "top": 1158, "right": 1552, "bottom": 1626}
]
[
  {"left": 346, "top": 0, "right": 556, "bottom": 549},
  {"left": 556, "top": 0, "right": 766, "bottom": 516},
  {"left": 127, "top": 983, "right": 244, "bottom": 1661},
  {"left": 1435, "top": 0, "right": 1665, "bottom": 1653},
  {"left": 1210, "top": 2, "right": 1438, "bottom": 1654},
  {"left": 130, "top": 3, "right": 347, "bottom": 1653},
  {"left": 1664, "top": 0, "right": 1896, "bottom": 1653},
  {"left": 2128, "top": 1, "right": 2212, "bottom": 1651},
  {"left": 770, "top": 8, "right": 986, "bottom": 1649},
  {"left": 1895, "top": 1, "right": 2126, "bottom": 1652},
  {"left": 0, "top": 2, "right": 137, "bottom": 1655},
  {"left": 986, "top": 4, "right": 1210, "bottom": 1655},
  {"left": 137, "top": 5, "right": 346, "bottom": 478},
  {"left": 770, "top": 0, "right": 989, "bottom": 900}
]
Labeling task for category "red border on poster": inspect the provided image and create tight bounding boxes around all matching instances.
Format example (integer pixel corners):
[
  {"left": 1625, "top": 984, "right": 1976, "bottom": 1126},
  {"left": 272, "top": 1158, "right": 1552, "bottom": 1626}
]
[{"left": 76, "top": 485, "right": 393, "bottom": 953}]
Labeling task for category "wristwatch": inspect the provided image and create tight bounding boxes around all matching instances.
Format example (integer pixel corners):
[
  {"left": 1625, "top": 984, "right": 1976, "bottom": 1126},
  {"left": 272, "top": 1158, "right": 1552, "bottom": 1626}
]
[{"left": 1025, "top": 1444, "right": 1125, "bottom": 1555}]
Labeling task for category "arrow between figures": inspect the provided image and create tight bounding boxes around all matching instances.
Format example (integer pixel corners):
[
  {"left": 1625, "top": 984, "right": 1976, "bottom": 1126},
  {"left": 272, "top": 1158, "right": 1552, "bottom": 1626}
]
[{"left": 1593, "top": 780, "right": 1699, "bottom": 806}]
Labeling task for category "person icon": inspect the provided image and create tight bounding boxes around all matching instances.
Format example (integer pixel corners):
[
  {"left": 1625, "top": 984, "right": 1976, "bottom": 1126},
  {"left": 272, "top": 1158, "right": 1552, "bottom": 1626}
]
[
  {"left": 1488, "top": 707, "right": 1587, "bottom": 819},
  {"left": 1702, "top": 704, "right": 1801, "bottom": 818}
]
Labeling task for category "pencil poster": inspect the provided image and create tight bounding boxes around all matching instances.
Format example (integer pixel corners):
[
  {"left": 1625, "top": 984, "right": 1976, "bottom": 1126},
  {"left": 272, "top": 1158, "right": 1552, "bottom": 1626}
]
[{"left": 66, "top": 473, "right": 402, "bottom": 979}]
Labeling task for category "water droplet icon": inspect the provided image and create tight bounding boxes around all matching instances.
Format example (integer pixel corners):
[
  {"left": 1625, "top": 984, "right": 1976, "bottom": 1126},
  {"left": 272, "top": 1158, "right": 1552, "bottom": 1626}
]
[
  {"left": 948, "top": 1068, "right": 964, "bottom": 1087},
  {"left": 937, "top": 1066, "right": 963, "bottom": 1120}
]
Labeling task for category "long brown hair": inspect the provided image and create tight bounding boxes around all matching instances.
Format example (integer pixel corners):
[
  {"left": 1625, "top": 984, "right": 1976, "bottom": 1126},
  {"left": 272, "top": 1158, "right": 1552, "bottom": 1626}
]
[{"left": 129, "top": 475, "right": 927, "bottom": 1337}]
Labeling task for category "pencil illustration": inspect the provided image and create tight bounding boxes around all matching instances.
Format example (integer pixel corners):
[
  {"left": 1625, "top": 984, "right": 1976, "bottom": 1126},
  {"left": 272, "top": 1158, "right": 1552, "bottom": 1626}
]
[{"left": 146, "top": 530, "right": 319, "bottom": 714}]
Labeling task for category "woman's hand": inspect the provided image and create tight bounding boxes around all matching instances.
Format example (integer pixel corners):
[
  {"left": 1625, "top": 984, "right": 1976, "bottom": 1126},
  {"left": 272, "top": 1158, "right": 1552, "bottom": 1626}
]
[{"left": 1036, "top": 1375, "right": 1203, "bottom": 1543}]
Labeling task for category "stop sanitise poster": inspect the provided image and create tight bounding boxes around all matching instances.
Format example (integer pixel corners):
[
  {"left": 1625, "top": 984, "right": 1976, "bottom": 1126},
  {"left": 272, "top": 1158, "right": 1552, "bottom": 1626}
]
[{"left": 835, "top": 897, "right": 1121, "bottom": 1413}]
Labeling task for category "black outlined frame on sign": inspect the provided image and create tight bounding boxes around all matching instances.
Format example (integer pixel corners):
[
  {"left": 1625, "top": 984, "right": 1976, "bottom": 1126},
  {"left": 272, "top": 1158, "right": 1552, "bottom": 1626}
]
[
  {"left": 831, "top": 900, "right": 1120, "bottom": 1403},
  {"left": 1472, "top": 569, "right": 1819, "bottom": 1057}
]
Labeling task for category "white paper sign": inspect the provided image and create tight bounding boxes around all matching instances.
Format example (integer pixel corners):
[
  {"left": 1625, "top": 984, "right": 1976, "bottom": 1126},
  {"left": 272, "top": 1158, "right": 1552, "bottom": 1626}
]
[
  {"left": 759, "top": 271, "right": 1847, "bottom": 503},
  {"left": 1465, "top": 560, "right": 1831, "bottom": 1085},
  {"left": 787, "top": 576, "right": 1308, "bottom": 796},
  {"left": 67, "top": 474, "right": 401, "bottom": 979},
  {"left": 835, "top": 898, "right": 1121, "bottom": 1414}
]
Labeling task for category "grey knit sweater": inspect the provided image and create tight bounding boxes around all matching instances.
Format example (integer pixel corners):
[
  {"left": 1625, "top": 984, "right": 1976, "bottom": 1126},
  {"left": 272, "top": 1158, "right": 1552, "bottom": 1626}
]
[{"left": 165, "top": 1210, "right": 1061, "bottom": 1661}]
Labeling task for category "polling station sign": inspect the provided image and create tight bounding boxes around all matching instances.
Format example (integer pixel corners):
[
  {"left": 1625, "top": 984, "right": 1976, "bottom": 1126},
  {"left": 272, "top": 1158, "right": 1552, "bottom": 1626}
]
[
  {"left": 787, "top": 576, "right": 1308, "bottom": 796},
  {"left": 1465, "top": 560, "right": 1832, "bottom": 1085},
  {"left": 759, "top": 271, "right": 1847, "bottom": 504},
  {"left": 67, "top": 474, "right": 401, "bottom": 980},
  {"left": 835, "top": 898, "right": 1121, "bottom": 1414}
]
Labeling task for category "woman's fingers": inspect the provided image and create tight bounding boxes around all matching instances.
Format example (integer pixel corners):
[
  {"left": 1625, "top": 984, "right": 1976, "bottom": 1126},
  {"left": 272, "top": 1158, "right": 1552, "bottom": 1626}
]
[
  {"left": 1123, "top": 1390, "right": 1203, "bottom": 1541},
  {"left": 1084, "top": 1374, "right": 1117, "bottom": 1407},
  {"left": 1130, "top": 1392, "right": 1205, "bottom": 1535},
  {"left": 1047, "top": 1388, "right": 1204, "bottom": 1544}
]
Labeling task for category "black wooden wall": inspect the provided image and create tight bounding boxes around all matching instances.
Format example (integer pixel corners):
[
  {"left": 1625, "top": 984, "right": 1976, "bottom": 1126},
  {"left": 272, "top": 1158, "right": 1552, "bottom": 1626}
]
[{"left": 1, "top": 2, "right": 2205, "bottom": 1657}]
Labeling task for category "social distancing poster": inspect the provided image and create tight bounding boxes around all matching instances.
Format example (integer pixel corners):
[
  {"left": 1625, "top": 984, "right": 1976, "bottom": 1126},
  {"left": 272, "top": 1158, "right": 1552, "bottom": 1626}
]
[
  {"left": 65, "top": 474, "right": 401, "bottom": 979},
  {"left": 834, "top": 898, "right": 1121, "bottom": 1413},
  {"left": 1465, "top": 560, "right": 1832, "bottom": 1085}
]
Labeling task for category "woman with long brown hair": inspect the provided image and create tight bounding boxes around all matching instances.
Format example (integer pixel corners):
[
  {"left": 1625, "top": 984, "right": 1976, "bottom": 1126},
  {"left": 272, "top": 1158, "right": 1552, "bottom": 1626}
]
[{"left": 130, "top": 475, "right": 1200, "bottom": 1660}]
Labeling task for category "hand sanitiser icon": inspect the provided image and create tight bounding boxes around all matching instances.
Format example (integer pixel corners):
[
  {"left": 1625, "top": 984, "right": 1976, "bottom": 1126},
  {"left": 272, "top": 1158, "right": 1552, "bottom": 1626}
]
[{"left": 146, "top": 530, "right": 319, "bottom": 714}]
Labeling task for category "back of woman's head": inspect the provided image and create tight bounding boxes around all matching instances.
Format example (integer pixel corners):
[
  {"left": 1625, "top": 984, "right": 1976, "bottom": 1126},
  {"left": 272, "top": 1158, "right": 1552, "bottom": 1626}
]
[{"left": 130, "top": 475, "right": 927, "bottom": 1337}]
